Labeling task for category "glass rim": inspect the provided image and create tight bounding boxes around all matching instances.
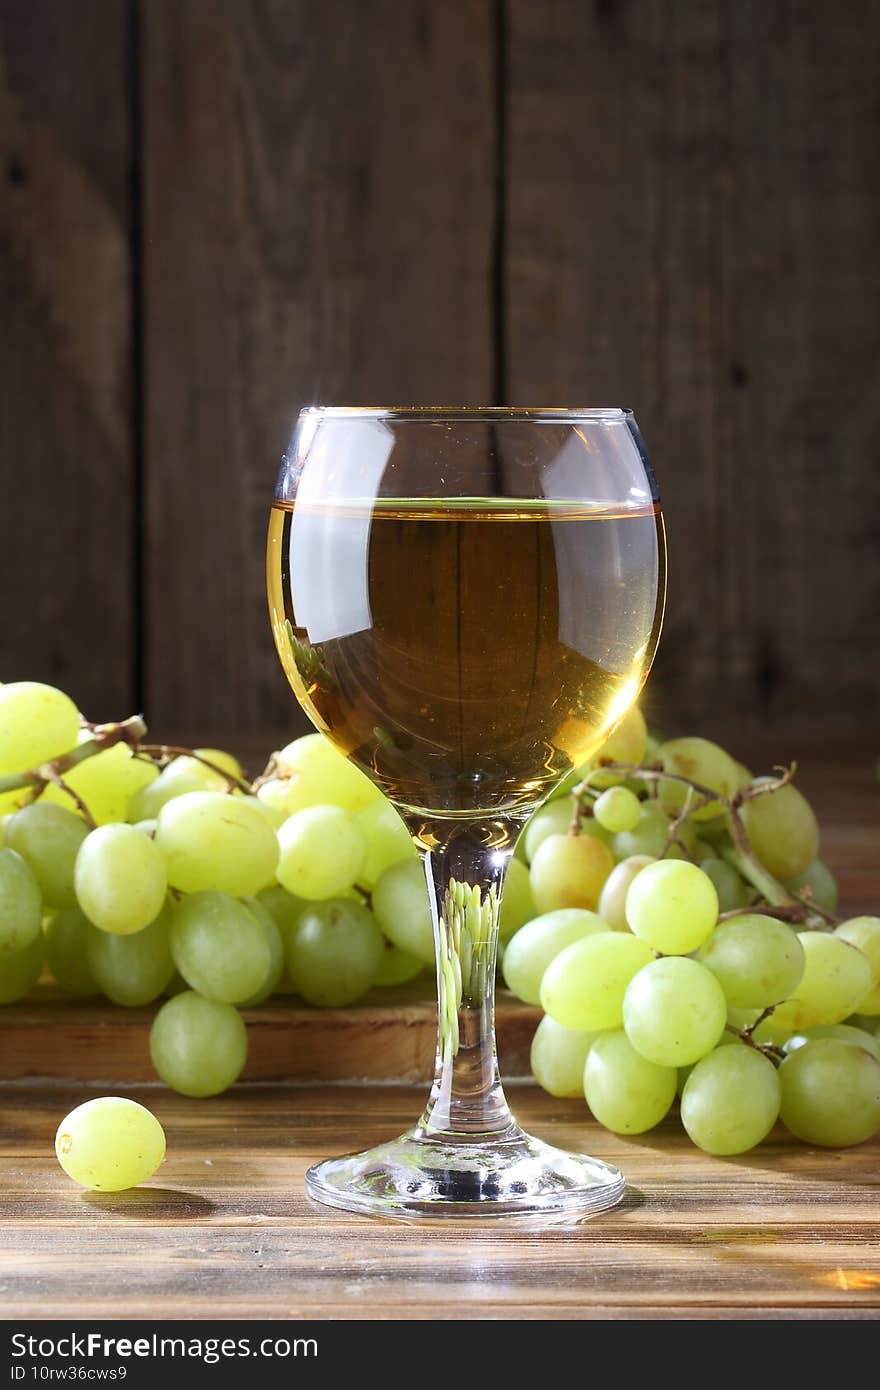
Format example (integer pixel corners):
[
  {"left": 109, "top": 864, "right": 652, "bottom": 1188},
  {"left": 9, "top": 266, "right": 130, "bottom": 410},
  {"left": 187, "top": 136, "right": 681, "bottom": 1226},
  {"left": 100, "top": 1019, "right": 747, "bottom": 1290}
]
[{"left": 300, "top": 405, "right": 634, "bottom": 423}]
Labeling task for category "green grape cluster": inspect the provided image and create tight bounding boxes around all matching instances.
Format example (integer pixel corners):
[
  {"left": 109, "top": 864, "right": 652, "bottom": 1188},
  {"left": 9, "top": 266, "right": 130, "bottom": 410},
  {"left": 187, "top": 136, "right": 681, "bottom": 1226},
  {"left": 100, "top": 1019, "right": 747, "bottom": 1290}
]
[
  {"left": 505, "top": 715, "right": 880, "bottom": 1155},
  {"left": 0, "top": 681, "right": 422, "bottom": 1114},
  {"left": 3, "top": 680, "right": 879, "bottom": 1184}
]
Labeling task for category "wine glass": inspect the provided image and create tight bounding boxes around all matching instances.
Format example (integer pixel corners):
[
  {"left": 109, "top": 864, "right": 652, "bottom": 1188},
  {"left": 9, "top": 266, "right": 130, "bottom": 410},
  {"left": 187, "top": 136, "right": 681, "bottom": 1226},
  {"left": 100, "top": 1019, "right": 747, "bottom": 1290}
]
[{"left": 267, "top": 406, "right": 666, "bottom": 1218}]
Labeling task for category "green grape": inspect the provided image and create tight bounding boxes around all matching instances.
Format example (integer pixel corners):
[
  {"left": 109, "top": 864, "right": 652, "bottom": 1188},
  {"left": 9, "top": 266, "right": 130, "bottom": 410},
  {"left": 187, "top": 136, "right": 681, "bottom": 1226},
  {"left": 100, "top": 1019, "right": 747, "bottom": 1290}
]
[
  {"left": 699, "top": 857, "right": 750, "bottom": 912},
  {"left": 287, "top": 899, "right": 383, "bottom": 1006},
  {"left": 44, "top": 741, "right": 158, "bottom": 826},
  {"left": 584, "top": 1030, "right": 677, "bottom": 1134},
  {"left": 0, "top": 681, "right": 79, "bottom": 773},
  {"left": 502, "top": 908, "right": 610, "bottom": 1005},
  {"left": 657, "top": 736, "right": 742, "bottom": 821},
  {"left": 696, "top": 813, "right": 732, "bottom": 850},
  {"left": 6, "top": 802, "right": 88, "bottom": 908},
  {"left": 541, "top": 931, "right": 654, "bottom": 1030},
  {"left": 498, "top": 857, "right": 536, "bottom": 942},
  {"left": 0, "top": 931, "right": 43, "bottom": 1003},
  {"left": 55, "top": 1096, "right": 165, "bottom": 1191},
  {"left": 593, "top": 786, "right": 642, "bottom": 834},
  {"left": 524, "top": 799, "right": 609, "bottom": 862},
  {"left": 149, "top": 991, "right": 248, "bottom": 1097},
  {"left": 87, "top": 905, "right": 175, "bottom": 1006},
  {"left": 784, "top": 858, "right": 839, "bottom": 914},
  {"left": 784, "top": 1023, "right": 880, "bottom": 1065},
  {"left": 257, "top": 882, "right": 306, "bottom": 932},
  {"left": 610, "top": 800, "right": 693, "bottom": 862},
  {"left": 529, "top": 831, "right": 615, "bottom": 913},
  {"left": 699, "top": 914, "right": 805, "bottom": 1008},
  {"left": 643, "top": 728, "right": 664, "bottom": 762},
  {"left": 170, "top": 891, "right": 270, "bottom": 1004},
  {"left": 625, "top": 859, "right": 719, "bottom": 954},
  {"left": 547, "top": 705, "right": 648, "bottom": 801},
  {"left": 128, "top": 765, "right": 207, "bottom": 822},
  {"left": 276, "top": 804, "right": 366, "bottom": 900},
  {"left": 155, "top": 791, "right": 278, "bottom": 897},
  {"left": 160, "top": 750, "right": 243, "bottom": 792},
  {"left": 44, "top": 908, "right": 99, "bottom": 996},
  {"left": 374, "top": 938, "right": 425, "bottom": 987},
  {"left": 596, "top": 855, "right": 654, "bottom": 932},
  {"left": 741, "top": 782, "right": 820, "bottom": 880},
  {"left": 676, "top": 1030, "right": 742, "bottom": 1096},
  {"left": 530, "top": 1015, "right": 600, "bottom": 1098},
  {"left": 524, "top": 801, "right": 571, "bottom": 860},
  {"left": 834, "top": 918, "right": 880, "bottom": 1015},
  {"left": 276, "top": 734, "right": 380, "bottom": 812},
  {"left": 237, "top": 897, "right": 285, "bottom": 1005},
  {"left": 779, "top": 1038, "right": 880, "bottom": 1147},
  {"left": 353, "top": 799, "right": 415, "bottom": 891},
  {"left": 75, "top": 824, "right": 168, "bottom": 935},
  {"left": 681, "top": 1044, "right": 781, "bottom": 1154},
  {"left": 372, "top": 858, "right": 434, "bottom": 964},
  {"left": 253, "top": 779, "right": 290, "bottom": 827},
  {"left": 0, "top": 847, "right": 43, "bottom": 952},
  {"left": 623, "top": 956, "right": 727, "bottom": 1066},
  {"left": 132, "top": 818, "right": 157, "bottom": 836},
  {"left": 771, "top": 932, "right": 873, "bottom": 1030}
]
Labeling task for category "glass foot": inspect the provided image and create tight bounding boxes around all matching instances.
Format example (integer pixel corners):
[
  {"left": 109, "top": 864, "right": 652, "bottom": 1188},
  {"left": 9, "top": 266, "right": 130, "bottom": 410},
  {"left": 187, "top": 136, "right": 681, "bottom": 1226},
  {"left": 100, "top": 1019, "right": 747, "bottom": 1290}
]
[{"left": 305, "top": 1124, "right": 625, "bottom": 1220}]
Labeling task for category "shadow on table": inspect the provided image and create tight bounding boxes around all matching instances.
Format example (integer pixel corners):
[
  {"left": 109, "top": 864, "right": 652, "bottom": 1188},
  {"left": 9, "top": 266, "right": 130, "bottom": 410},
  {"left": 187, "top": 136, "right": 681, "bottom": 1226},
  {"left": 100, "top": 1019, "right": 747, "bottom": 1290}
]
[{"left": 80, "top": 1186, "right": 216, "bottom": 1218}]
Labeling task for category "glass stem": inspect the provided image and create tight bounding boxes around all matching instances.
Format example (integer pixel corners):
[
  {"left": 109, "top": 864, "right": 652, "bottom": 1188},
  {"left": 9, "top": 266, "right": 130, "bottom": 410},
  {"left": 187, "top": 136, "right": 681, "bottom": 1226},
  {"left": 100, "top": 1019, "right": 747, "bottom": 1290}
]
[{"left": 408, "top": 816, "right": 526, "bottom": 1142}]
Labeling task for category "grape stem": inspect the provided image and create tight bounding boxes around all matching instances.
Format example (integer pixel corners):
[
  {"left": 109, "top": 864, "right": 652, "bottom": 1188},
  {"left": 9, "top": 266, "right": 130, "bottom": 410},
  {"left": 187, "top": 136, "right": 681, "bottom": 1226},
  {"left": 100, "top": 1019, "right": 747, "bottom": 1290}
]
[
  {"left": 717, "top": 904, "right": 809, "bottom": 924},
  {"left": 136, "top": 744, "right": 252, "bottom": 794},
  {"left": 724, "top": 1017, "right": 786, "bottom": 1066},
  {"left": 0, "top": 715, "right": 148, "bottom": 801},
  {"left": 576, "top": 759, "right": 810, "bottom": 916}
]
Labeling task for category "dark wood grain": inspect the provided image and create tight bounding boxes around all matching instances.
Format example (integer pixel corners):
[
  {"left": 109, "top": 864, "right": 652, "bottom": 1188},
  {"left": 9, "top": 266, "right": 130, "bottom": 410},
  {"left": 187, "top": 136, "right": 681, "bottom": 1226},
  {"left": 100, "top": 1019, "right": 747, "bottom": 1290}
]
[
  {"left": 505, "top": 0, "right": 880, "bottom": 736},
  {"left": 0, "top": 1, "right": 134, "bottom": 715},
  {"left": 141, "top": 0, "right": 496, "bottom": 736},
  {"left": 0, "top": 1082, "right": 878, "bottom": 1318}
]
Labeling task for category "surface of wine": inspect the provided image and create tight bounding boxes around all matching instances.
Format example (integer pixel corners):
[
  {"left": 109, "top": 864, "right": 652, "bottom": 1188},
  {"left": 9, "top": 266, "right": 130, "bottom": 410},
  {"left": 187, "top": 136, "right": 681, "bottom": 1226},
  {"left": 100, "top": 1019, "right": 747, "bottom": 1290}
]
[{"left": 268, "top": 498, "right": 665, "bottom": 814}]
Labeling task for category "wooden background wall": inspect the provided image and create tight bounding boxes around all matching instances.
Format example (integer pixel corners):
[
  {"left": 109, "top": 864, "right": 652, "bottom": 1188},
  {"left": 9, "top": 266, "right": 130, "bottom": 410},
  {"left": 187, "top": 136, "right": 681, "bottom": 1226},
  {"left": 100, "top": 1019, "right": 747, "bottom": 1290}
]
[{"left": 2, "top": 0, "right": 878, "bottom": 753}]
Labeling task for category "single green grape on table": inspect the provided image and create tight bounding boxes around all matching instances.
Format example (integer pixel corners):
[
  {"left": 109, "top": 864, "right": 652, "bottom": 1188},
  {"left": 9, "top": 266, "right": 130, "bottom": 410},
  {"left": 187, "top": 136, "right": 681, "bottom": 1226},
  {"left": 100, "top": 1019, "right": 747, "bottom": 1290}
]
[{"left": 55, "top": 1097, "right": 165, "bottom": 1191}]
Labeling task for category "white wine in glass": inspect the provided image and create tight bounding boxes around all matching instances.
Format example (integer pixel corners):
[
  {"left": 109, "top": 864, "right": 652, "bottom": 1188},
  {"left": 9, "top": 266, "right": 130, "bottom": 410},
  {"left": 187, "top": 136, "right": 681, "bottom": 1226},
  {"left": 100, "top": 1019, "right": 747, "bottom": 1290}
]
[{"left": 268, "top": 407, "right": 666, "bottom": 1218}]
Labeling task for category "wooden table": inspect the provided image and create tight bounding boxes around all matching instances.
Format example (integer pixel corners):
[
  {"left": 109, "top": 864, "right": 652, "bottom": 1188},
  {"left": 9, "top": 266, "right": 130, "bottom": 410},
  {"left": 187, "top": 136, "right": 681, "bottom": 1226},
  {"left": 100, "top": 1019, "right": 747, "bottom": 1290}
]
[
  {"left": 0, "top": 737, "right": 878, "bottom": 1320},
  {"left": 1, "top": 1083, "right": 878, "bottom": 1320}
]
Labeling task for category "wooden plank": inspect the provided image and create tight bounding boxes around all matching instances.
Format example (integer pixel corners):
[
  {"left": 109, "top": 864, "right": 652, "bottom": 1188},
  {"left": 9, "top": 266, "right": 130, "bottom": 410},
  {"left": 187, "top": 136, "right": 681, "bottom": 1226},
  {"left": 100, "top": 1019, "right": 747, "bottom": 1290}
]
[
  {"left": 0, "top": 985, "right": 538, "bottom": 1085},
  {"left": 0, "top": 2, "right": 134, "bottom": 715},
  {"left": 0, "top": 1082, "right": 877, "bottom": 1317},
  {"left": 505, "top": 0, "right": 880, "bottom": 735},
  {"left": 142, "top": 0, "right": 496, "bottom": 737}
]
